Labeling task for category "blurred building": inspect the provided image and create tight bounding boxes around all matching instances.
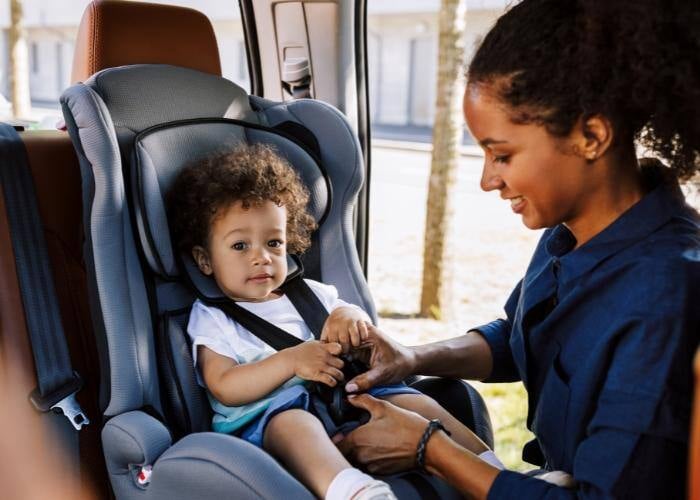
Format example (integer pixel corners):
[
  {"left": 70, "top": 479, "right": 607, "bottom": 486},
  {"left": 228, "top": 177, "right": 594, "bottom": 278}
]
[{"left": 0, "top": 0, "right": 507, "bottom": 133}]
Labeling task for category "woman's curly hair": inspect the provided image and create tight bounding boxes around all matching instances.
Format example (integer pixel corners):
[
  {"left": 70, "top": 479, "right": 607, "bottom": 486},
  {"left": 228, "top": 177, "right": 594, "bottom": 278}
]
[
  {"left": 468, "top": 0, "right": 700, "bottom": 179},
  {"left": 167, "top": 143, "right": 316, "bottom": 255}
]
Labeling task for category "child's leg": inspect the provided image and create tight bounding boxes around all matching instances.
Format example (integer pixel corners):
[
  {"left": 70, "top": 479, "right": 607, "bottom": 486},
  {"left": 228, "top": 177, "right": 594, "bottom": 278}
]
[
  {"left": 380, "top": 393, "right": 490, "bottom": 455},
  {"left": 264, "top": 409, "right": 351, "bottom": 497},
  {"left": 264, "top": 408, "right": 397, "bottom": 500}
]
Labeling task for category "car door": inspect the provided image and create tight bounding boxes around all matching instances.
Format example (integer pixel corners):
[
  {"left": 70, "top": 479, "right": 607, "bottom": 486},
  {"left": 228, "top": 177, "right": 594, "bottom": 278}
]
[{"left": 238, "top": 0, "right": 372, "bottom": 274}]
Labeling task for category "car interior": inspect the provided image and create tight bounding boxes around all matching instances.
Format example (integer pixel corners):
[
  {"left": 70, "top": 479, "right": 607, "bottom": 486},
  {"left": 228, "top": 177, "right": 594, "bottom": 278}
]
[
  {"left": 0, "top": 1, "right": 494, "bottom": 498},
  {"left": 0, "top": 1, "right": 698, "bottom": 499}
]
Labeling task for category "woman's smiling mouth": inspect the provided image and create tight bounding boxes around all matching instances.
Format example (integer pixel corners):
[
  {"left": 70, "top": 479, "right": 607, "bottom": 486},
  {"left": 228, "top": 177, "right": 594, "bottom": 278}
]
[{"left": 509, "top": 196, "right": 526, "bottom": 213}]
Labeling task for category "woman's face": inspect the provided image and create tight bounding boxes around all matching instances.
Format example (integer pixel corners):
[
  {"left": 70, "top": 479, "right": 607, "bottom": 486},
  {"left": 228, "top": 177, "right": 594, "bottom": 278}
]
[{"left": 463, "top": 83, "right": 595, "bottom": 231}]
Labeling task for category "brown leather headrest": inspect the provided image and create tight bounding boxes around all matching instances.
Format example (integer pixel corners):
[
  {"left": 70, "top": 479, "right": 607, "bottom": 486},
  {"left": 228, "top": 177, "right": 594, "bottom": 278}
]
[{"left": 71, "top": 0, "right": 221, "bottom": 83}]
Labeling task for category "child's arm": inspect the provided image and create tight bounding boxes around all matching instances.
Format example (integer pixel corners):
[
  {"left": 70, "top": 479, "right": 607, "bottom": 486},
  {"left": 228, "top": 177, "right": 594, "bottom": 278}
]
[{"left": 199, "top": 340, "right": 346, "bottom": 406}]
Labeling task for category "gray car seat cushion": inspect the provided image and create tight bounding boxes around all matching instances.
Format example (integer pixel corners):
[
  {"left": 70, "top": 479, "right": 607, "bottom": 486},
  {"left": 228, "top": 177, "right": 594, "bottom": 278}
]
[
  {"left": 132, "top": 120, "right": 329, "bottom": 278},
  {"left": 103, "top": 411, "right": 312, "bottom": 500},
  {"left": 90, "top": 64, "right": 258, "bottom": 141},
  {"left": 61, "top": 84, "right": 161, "bottom": 416},
  {"left": 251, "top": 96, "right": 376, "bottom": 320}
]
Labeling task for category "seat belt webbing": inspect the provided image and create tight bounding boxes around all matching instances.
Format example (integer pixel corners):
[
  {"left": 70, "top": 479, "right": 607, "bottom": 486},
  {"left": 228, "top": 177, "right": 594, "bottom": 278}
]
[
  {"left": 205, "top": 274, "right": 330, "bottom": 351},
  {"left": 0, "top": 123, "right": 88, "bottom": 431},
  {"left": 281, "top": 275, "right": 329, "bottom": 338}
]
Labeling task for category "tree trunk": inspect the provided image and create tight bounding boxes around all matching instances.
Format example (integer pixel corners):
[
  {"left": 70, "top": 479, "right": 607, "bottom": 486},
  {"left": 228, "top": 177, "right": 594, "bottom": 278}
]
[
  {"left": 419, "top": 0, "right": 466, "bottom": 320},
  {"left": 9, "top": 0, "right": 31, "bottom": 119}
]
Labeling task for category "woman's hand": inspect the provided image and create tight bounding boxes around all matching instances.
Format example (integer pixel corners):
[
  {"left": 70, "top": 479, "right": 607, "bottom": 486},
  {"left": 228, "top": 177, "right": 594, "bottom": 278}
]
[
  {"left": 288, "top": 340, "right": 345, "bottom": 387},
  {"left": 337, "top": 393, "right": 430, "bottom": 474},
  {"left": 321, "top": 306, "right": 369, "bottom": 353},
  {"left": 344, "top": 324, "right": 416, "bottom": 393}
]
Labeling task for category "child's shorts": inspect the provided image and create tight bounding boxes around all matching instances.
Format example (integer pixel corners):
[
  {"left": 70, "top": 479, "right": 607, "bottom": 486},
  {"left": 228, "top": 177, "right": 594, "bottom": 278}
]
[{"left": 239, "top": 383, "right": 420, "bottom": 448}]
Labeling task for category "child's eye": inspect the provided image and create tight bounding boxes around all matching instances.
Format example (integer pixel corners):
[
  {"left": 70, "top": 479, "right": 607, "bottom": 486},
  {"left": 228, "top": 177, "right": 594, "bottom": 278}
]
[
  {"left": 231, "top": 241, "right": 248, "bottom": 251},
  {"left": 493, "top": 154, "right": 510, "bottom": 165},
  {"left": 268, "top": 239, "right": 284, "bottom": 248}
]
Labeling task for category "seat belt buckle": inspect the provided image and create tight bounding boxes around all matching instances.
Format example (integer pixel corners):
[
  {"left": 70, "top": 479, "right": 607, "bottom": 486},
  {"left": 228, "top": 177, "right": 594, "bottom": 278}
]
[
  {"left": 29, "top": 371, "right": 90, "bottom": 431},
  {"left": 51, "top": 392, "right": 90, "bottom": 431}
]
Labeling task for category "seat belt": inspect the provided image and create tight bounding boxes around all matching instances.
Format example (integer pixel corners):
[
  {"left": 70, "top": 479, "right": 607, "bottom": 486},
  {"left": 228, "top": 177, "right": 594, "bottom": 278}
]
[
  {"left": 204, "top": 271, "right": 329, "bottom": 352},
  {"left": 0, "top": 123, "right": 89, "bottom": 447}
]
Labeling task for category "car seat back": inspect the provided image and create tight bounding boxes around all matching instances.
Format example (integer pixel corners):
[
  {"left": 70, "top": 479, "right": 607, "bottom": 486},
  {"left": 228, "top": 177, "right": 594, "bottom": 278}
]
[{"left": 62, "top": 57, "right": 373, "bottom": 425}]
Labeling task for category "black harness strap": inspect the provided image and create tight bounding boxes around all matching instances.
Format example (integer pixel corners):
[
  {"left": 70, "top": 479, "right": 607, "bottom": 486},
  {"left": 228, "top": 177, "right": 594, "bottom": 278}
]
[
  {"left": 280, "top": 274, "right": 329, "bottom": 339},
  {"left": 204, "top": 273, "right": 329, "bottom": 352}
]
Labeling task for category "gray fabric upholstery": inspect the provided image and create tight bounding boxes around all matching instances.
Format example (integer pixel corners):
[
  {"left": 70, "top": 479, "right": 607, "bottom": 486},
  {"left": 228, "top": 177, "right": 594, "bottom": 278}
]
[
  {"left": 89, "top": 64, "right": 257, "bottom": 143},
  {"left": 60, "top": 63, "right": 377, "bottom": 499},
  {"left": 250, "top": 96, "right": 376, "bottom": 320},
  {"left": 61, "top": 83, "right": 161, "bottom": 417},
  {"left": 103, "top": 411, "right": 312, "bottom": 500},
  {"left": 102, "top": 411, "right": 172, "bottom": 472},
  {"left": 132, "top": 120, "right": 328, "bottom": 278}
]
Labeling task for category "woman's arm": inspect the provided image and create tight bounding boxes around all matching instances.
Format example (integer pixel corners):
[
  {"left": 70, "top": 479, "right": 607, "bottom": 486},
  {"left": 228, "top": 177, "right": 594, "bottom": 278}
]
[
  {"left": 411, "top": 329, "right": 494, "bottom": 380},
  {"left": 199, "top": 340, "right": 345, "bottom": 406},
  {"left": 345, "top": 325, "right": 494, "bottom": 393},
  {"left": 337, "top": 394, "right": 500, "bottom": 500},
  {"left": 424, "top": 430, "right": 500, "bottom": 499}
]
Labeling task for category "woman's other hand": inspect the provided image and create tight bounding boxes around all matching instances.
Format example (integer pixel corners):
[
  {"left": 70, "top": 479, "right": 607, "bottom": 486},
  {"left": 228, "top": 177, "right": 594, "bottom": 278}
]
[
  {"left": 345, "top": 324, "right": 416, "bottom": 393},
  {"left": 320, "top": 306, "right": 369, "bottom": 353},
  {"left": 336, "top": 393, "right": 429, "bottom": 474}
]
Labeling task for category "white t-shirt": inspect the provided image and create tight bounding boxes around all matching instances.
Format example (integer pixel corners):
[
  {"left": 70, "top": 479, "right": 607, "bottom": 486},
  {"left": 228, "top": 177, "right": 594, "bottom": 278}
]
[{"left": 187, "top": 279, "right": 364, "bottom": 432}]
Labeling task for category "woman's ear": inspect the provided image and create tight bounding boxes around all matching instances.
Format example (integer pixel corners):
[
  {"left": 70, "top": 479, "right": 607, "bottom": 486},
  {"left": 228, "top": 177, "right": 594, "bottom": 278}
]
[
  {"left": 192, "top": 246, "right": 213, "bottom": 275},
  {"left": 575, "top": 114, "right": 614, "bottom": 162}
]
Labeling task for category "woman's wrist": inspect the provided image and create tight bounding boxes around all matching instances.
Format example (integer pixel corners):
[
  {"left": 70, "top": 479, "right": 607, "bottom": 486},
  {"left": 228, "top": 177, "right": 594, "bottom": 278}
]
[
  {"left": 422, "top": 427, "right": 452, "bottom": 478},
  {"left": 416, "top": 419, "right": 451, "bottom": 475},
  {"left": 424, "top": 428, "right": 501, "bottom": 498}
]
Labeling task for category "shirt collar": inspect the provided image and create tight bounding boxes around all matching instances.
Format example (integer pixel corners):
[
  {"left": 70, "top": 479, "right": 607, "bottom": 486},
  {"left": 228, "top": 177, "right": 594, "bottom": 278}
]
[{"left": 545, "top": 161, "right": 695, "bottom": 283}]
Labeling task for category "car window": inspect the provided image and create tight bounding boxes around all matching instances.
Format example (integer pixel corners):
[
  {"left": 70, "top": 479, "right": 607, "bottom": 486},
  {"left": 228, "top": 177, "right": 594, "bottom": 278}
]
[{"left": 367, "top": 0, "right": 538, "bottom": 471}]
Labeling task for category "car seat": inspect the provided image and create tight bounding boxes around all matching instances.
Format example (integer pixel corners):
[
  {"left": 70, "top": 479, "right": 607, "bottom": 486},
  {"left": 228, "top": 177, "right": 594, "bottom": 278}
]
[{"left": 61, "top": 1, "right": 493, "bottom": 498}]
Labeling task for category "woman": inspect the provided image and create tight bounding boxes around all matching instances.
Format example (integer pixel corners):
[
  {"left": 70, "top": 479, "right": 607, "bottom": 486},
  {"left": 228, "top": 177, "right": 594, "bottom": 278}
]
[{"left": 338, "top": 0, "right": 700, "bottom": 498}]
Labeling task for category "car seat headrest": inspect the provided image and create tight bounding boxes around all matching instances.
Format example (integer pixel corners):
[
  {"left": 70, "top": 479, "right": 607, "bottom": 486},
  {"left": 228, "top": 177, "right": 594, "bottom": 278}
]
[
  {"left": 71, "top": 0, "right": 221, "bottom": 84},
  {"left": 78, "top": 64, "right": 258, "bottom": 144},
  {"left": 131, "top": 118, "right": 330, "bottom": 287}
]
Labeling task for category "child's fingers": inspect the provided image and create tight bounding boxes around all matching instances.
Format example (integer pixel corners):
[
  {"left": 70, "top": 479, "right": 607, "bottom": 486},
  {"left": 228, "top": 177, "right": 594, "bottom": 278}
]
[
  {"left": 339, "top": 327, "right": 351, "bottom": 351},
  {"left": 349, "top": 322, "right": 361, "bottom": 347},
  {"left": 317, "top": 373, "right": 338, "bottom": 387},
  {"left": 358, "top": 320, "right": 369, "bottom": 343},
  {"left": 323, "top": 342, "right": 343, "bottom": 357},
  {"left": 323, "top": 366, "right": 345, "bottom": 383}
]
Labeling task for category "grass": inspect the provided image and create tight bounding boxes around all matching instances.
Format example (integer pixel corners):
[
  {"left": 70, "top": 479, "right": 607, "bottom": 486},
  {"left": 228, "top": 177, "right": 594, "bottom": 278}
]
[{"left": 473, "top": 381, "right": 534, "bottom": 471}]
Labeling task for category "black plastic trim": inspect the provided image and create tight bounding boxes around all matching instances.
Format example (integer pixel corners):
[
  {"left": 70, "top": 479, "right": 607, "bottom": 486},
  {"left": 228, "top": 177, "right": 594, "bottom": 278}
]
[
  {"left": 354, "top": 0, "right": 371, "bottom": 278},
  {"left": 238, "top": 1, "right": 263, "bottom": 96}
]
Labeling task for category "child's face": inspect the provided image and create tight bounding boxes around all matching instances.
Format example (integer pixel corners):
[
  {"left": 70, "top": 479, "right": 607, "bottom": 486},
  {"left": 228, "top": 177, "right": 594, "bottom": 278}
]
[
  {"left": 193, "top": 200, "right": 288, "bottom": 302},
  {"left": 463, "top": 84, "right": 600, "bottom": 234}
]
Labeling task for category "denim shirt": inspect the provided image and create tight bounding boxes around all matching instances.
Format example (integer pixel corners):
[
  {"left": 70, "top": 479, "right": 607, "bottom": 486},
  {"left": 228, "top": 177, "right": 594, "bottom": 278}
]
[{"left": 479, "top": 165, "right": 700, "bottom": 499}]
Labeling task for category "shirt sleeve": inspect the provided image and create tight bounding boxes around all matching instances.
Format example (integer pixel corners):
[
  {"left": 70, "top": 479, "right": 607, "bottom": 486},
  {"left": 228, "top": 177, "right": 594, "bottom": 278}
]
[
  {"left": 488, "top": 258, "right": 696, "bottom": 499},
  {"left": 187, "top": 301, "right": 242, "bottom": 366},
  {"left": 472, "top": 279, "right": 522, "bottom": 382}
]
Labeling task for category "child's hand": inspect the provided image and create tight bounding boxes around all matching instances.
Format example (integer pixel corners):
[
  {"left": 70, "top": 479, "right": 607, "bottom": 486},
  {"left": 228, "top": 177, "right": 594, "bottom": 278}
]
[
  {"left": 321, "top": 306, "right": 370, "bottom": 353},
  {"left": 289, "top": 340, "right": 345, "bottom": 387}
]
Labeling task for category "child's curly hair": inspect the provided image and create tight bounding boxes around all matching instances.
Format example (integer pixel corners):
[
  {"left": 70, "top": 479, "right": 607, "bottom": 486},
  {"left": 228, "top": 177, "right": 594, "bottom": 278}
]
[{"left": 167, "top": 143, "right": 316, "bottom": 255}]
